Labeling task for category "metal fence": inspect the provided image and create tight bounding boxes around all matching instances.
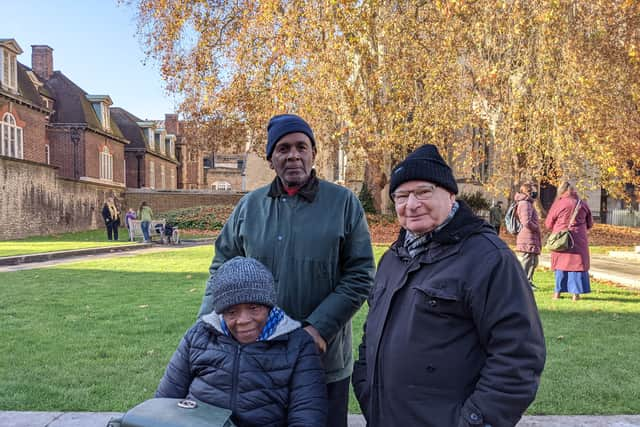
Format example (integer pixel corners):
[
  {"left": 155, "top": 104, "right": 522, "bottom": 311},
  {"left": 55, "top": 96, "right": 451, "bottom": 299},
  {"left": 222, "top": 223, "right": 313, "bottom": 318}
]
[{"left": 604, "top": 209, "right": 640, "bottom": 227}]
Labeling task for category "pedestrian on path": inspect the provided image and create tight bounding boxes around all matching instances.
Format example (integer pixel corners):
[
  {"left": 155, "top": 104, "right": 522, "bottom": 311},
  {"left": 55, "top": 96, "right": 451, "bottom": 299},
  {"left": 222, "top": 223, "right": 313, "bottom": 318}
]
[
  {"left": 137, "top": 201, "right": 153, "bottom": 243},
  {"left": 157, "top": 257, "right": 327, "bottom": 426},
  {"left": 515, "top": 183, "right": 542, "bottom": 290},
  {"left": 352, "top": 144, "right": 545, "bottom": 427},
  {"left": 197, "top": 113, "right": 375, "bottom": 427},
  {"left": 489, "top": 200, "right": 504, "bottom": 234},
  {"left": 101, "top": 197, "right": 120, "bottom": 241},
  {"left": 545, "top": 181, "right": 593, "bottom": 301},
  {"left": 124, "top": 208, "right": 137, "bottom": 242}
]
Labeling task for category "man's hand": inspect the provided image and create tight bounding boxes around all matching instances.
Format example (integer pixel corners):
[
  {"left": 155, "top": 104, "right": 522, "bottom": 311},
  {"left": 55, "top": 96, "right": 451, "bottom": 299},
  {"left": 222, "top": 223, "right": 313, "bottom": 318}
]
[{"left": 304, "top": 325, "right": 327, "bottom": 354}]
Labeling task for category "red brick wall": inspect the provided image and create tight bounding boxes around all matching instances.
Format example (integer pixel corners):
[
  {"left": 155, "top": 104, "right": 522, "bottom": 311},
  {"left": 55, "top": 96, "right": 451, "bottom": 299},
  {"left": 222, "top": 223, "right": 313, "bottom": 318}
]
[
  {"left": 0, "top": 100, "right": 49, "bottom": 164},
  {"left": 145, "top": 155, "right": 178, "bottom": 190},
  {"left": 123, "top": 190, "right": 242, "bottom": 214},
  {"left": 84, "top": 131, "right": 126, "bottom": 184},
  {"left": 0, "top": 156, "right": 123, "bottom": 239},
  {"left": 46, "top": 127, "right": 76, "bottom": 179}
]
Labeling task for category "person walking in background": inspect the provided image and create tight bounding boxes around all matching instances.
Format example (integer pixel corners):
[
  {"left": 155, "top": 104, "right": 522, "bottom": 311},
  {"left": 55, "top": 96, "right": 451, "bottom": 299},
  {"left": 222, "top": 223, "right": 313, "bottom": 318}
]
[
  {"left": 124, "top": 208, "right": 137, "bottom": 242},
  {"left": 137, "top": 201, "right": 153, "bottom": 243},
  {"left": 101, "top": 197, "right": 120, "bottom": 241},
  {"left": 489, "top": 200, "right": 504, "bottom": 234},
  {"left": 157, "top": 257, "right": 327, "bottom": 426},
  {"left": 545, "top": 181, "right": 594, "bottom": 301},
  {"left": 198, "top": 113, "right": 375, "bottom": 427},
  {"left": 515, "top": 183, "right": 542, "bottom": 290},
  {"left": 352, "top": 144, "right": 545, "bottom": 427}
]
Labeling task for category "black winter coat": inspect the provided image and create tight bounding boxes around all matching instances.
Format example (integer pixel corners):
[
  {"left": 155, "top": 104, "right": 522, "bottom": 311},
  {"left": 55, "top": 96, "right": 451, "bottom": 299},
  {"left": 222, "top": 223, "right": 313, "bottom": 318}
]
[
  {"left": 156, "top": 312, "right": 327, "bottom": 427},
  {"left": 352, "top": 202, "right": 546, "bottom": 427}
]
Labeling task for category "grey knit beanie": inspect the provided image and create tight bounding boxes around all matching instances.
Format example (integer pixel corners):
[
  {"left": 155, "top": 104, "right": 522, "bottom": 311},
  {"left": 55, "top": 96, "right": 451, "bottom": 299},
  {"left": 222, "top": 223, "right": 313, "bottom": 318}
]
[
  {"left": 212, "top": 257, "right": 277, "bottom": 313},
  {"left": 389, "top": 144, "right": 459, "bottom": 196}
]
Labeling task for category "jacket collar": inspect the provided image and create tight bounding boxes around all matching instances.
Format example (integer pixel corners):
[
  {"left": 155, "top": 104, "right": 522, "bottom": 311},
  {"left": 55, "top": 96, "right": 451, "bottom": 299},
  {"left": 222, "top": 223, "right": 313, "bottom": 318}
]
[
  {"left": 391, "top": 200, "right": 489, "bottom": 258},
  {"left": 268, "top": 169, "right": 319, "bottom": 202}
]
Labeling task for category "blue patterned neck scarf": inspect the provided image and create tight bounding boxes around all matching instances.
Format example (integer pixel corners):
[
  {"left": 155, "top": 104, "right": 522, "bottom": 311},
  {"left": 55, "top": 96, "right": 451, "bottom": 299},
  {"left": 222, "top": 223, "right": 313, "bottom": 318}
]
[{"left": 219, "top": 306, "right": 284, "bottom": 342}]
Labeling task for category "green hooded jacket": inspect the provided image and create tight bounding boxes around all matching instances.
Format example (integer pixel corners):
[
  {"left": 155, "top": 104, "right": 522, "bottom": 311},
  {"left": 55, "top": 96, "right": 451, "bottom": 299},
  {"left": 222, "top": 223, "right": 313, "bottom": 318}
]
[{"left": 198, "top": 175, "right": 375, "bottom": 383}]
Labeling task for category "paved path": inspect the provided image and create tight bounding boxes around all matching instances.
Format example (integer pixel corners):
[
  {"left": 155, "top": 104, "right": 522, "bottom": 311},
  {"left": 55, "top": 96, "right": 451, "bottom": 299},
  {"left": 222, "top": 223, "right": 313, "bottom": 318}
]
[{"left": 2, "top": 411, "right": 640, "bottom": 427}]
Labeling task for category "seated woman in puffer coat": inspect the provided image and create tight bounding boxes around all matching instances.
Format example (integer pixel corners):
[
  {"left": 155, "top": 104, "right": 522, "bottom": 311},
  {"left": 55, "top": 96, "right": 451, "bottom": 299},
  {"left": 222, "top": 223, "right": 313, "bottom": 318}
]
[{"left": 155, "top": 256, "right": 328, "bottom": 427}]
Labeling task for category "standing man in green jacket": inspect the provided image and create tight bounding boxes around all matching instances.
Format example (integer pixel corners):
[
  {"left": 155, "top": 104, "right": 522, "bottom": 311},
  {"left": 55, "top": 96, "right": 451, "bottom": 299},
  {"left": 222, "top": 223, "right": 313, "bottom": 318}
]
[{"left": 198, "top": 113, "right": 375, "bottom": 427}]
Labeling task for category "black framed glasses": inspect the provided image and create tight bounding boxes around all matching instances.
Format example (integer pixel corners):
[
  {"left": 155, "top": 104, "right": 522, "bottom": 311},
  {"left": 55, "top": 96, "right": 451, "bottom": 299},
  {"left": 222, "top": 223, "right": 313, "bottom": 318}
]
[{"left": 391, "top": 184, "right": 437, "bottom": 205}]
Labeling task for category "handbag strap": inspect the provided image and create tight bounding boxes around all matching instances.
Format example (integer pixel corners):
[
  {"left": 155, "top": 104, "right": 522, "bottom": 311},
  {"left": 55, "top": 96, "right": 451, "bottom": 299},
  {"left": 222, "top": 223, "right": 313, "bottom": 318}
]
[{"left": 569, "top": 200, "right": 582, "bottom": 226}]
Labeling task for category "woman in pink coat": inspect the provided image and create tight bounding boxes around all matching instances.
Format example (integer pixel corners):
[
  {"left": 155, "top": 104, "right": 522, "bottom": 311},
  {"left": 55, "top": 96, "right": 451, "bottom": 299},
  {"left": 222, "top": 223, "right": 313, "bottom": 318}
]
[{"left": 545, "top": 181, "right": 594, "bottom": 301}]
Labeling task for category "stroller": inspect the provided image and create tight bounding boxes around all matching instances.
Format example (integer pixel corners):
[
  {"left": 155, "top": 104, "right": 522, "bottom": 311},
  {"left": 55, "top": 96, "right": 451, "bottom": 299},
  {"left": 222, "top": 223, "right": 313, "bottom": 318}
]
[{"left": 154, "top": 222, "right": 180, "bottom": 244}]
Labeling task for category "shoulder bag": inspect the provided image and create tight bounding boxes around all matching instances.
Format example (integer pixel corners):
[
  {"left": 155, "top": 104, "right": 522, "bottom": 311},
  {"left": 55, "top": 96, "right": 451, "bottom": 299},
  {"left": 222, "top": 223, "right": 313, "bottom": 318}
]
[
  {"left": 546, "top": 200, "right": 581, "bottom": 252},
  {"left": 106, "top": 398, "right": 236, "bottom": 427}
]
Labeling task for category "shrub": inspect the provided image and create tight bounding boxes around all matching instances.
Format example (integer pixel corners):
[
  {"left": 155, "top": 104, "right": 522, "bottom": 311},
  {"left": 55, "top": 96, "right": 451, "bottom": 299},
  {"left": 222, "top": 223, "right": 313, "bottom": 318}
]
[
  {"left": 161, "top": 206, "right": 234, "bottom": 231},
  {"left": 359, "top": 182, "right": 377, "bottom": 214},
  {"left": 457, "top": 191, "right": 491, "bottom": 213}
]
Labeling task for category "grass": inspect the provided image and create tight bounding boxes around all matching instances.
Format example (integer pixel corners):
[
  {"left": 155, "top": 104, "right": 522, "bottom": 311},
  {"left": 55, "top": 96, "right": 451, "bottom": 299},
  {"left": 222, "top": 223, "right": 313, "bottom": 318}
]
[
  {"left": 1, "top": 245, "right": 639, "bottom": 414},
  {"left": 0, "top": 229, "right": 214, "bottom": 258}
]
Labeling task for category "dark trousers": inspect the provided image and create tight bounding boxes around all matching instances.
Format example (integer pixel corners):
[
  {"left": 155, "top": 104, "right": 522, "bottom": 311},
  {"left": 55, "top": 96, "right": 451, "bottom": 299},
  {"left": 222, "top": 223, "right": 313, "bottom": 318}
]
[
  {"left": 106, "top": 221, "right": 119, "bottom": 240},
  {"left": 326, "top": 377, "right": 350, "bottom": 427}
]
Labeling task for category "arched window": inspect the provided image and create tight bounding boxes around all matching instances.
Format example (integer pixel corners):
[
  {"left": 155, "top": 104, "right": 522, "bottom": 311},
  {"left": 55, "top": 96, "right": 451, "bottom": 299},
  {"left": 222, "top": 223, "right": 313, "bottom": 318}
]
[
  {"left": 1, "top": 113, "right": 23, "bottom": 159},
  {"left": 99, "top": 146, "right": 113, "bottom": 181}
]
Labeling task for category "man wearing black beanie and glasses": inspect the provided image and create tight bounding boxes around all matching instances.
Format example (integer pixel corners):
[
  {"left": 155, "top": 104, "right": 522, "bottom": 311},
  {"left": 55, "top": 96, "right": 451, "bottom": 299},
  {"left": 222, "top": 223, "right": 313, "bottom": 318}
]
[
  {"left": 198, "top": 114, "right": 375, "bottom": 427},
  {"left": 352, "top": 144, "right": 546, "bottom": 427}
]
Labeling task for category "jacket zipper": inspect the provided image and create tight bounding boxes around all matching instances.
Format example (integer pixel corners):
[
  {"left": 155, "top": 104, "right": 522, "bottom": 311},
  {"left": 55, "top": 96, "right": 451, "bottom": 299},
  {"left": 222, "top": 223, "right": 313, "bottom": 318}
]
[{"left": 230, "top": 345, "right": 241, "bottom": 412}]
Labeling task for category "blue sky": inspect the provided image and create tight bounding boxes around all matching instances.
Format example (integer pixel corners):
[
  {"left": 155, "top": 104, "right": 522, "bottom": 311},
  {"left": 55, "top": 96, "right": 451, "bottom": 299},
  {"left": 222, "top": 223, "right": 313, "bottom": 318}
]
[{"left": 3, "top": 0, "right": 178, "bottom": 120}]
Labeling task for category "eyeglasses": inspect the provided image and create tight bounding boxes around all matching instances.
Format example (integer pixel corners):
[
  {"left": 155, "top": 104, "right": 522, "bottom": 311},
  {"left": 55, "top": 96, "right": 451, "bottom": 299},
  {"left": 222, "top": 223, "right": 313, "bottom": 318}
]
[{"left": 391, "top": 185, "right": 437, "bottom": 205}]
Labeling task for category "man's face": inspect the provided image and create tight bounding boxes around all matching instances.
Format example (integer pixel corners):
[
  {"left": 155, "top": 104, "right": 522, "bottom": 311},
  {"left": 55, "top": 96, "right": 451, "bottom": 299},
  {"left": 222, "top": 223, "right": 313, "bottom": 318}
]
[
  {"left": 222, "top": 303, "right": 270, "bottom": 344},
  {"left": 270, "top": 132, "right": 316, "bottom": 187},
  {"left": 393, "top": 180, "right": 455, "bottom": 235}
]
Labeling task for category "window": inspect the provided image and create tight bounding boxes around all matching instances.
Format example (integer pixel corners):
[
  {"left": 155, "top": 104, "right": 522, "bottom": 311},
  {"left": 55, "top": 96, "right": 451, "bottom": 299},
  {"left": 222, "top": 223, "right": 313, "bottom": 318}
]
[
  {"left": 99, "top": 146, "right": 113, "bottom": 181},
  {"left": 1, "top": 49, "right": 17, "bottom": 90},
  {"left": 149, "top": 161, "right": 155, "bottom": 189},
  {"left": 212, "top": 181, "right": 232, "bottom": 191},
  {"left": 45, "top": 144, "right": 50, "bottom": 164},
  {"left": 160, "top": 164, "right": 166, "bottom": 189},
  {"left": 1, "top": 113, "right": 23, "bottom": 159}
]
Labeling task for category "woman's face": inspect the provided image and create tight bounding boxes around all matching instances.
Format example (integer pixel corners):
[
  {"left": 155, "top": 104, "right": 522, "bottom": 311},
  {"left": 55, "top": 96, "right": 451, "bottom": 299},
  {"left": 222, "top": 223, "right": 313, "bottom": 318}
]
[{"left": 222, "top": 303, "right": 270, "bottom": 344}]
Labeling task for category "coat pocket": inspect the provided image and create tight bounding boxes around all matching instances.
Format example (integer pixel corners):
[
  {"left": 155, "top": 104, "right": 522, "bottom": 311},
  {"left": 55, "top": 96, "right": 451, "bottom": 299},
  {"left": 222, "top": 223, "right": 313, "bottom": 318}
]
[{"left": 412, "top": 281, "right": 467, "bottom": 318}]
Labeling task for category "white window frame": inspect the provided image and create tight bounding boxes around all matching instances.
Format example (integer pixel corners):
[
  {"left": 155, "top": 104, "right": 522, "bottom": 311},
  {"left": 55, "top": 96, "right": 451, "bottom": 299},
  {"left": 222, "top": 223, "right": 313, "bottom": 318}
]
[
  {"left": 1, "top": 113, "right": 23, "bottom": 159},
  {"left": 212, "top": 181, "right": 232, "bottom": 191},
  {"left": 45, "top": 144, "right": 50, "bottom": 164},
  {"left": 160, "top": 164, "right": 166, "bottom": 189},
  {"left": 1, "top": 49, "right": 18, "bottom": 91},
  {"left": 149, "top": 161, "right": 155, "bottom": 189},
  {"left": 99, "top": 146, "right": 113, "bottom": 181}
]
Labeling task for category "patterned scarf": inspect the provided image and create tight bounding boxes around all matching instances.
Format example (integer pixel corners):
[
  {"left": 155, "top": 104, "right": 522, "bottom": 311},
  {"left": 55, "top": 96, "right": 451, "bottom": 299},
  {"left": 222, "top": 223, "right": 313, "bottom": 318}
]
[
  {"left": 403, "top": 201, "right": 460, "bottom": 258},
  {"left": 219, "top": 306, "right": 285, "bottom": 342}
]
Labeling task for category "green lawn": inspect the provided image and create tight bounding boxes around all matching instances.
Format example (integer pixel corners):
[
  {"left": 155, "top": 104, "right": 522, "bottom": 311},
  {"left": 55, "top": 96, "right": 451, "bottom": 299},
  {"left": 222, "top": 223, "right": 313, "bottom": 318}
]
[{"left": 1, "top": 245, "right": 639, "bottom": 414}]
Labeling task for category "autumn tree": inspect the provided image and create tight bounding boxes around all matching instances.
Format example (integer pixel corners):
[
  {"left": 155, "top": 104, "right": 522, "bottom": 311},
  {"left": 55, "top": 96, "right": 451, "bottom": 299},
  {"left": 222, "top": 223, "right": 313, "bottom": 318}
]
[{"left": 124, "top": 0, "right": 640, "bottom": 211}]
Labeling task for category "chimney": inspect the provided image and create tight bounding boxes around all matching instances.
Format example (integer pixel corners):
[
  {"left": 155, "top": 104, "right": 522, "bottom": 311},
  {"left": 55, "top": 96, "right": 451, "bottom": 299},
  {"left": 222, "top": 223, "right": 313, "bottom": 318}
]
[
  {"left": 165, "top": 113, "right": 179, "bottom": 135},
  {"left": 31, "top": 45, "right": 54, "bottom": 80}
]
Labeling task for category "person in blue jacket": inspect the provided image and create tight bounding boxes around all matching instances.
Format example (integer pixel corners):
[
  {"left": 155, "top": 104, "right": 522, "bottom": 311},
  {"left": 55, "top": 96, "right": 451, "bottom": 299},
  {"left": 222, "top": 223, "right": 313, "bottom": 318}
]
[{"left": 157, "top": 257, "right": 327, "bottom": 427}]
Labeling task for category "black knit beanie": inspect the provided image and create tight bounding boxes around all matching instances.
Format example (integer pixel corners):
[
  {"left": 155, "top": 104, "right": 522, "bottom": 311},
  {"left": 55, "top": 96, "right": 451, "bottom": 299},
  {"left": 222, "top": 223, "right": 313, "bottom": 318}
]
[
  {"left": 266, "top": 114, "right": 315, "bottom": 159},
  {"left": 212, "top": 257, "right": 277, "bottom": 314},
  {"left": 389, "top": 144, "right": 458, "bottom": 196}
]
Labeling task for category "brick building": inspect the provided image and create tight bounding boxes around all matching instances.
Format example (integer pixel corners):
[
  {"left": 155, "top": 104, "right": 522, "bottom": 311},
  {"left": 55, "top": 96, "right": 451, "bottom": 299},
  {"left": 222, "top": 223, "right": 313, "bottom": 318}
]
[
  {"left": 111, "top": 108, "right": 179, "bottom": 189},
  {"left": 0, "top": 39, "right": 52, "bottom": 164}
]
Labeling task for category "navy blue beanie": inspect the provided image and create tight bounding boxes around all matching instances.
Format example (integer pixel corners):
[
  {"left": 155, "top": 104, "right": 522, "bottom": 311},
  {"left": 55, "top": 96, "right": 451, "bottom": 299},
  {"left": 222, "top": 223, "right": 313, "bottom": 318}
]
[
  {"left": 266, "top": 114, "right": 315, "bottom": 159},
  {"left": 389, "top": 144, "right": 459, "bottom": 196}
]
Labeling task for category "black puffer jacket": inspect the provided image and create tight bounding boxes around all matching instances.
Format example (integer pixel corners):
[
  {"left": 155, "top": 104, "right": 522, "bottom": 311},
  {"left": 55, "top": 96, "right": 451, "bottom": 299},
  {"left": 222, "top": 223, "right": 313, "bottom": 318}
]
[
  {"left": 156, "top": 312, "right": 327, "bottom": 427},
  {"left": 353, "top": 201, "right": 546, "bottom": 427}
]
